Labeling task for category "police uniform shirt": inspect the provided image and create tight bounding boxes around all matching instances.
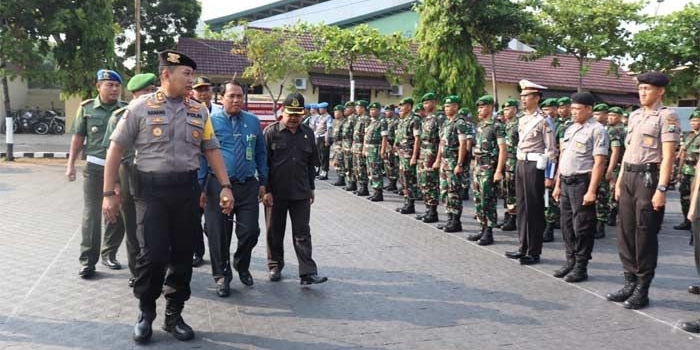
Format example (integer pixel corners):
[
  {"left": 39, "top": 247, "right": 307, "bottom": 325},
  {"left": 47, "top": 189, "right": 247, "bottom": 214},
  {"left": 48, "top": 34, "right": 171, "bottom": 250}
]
[
  {"left": 517, "top": 109, "right": 558, "bottom": 161},
  {"left": 110, "top": 90, "right": 220, "bottom": 173},
  {"left": 622, "top": 103, "right": 680, "bottom": 165},
  {"left": 559, "top": 117, "right": 609, "bottom": 176}
]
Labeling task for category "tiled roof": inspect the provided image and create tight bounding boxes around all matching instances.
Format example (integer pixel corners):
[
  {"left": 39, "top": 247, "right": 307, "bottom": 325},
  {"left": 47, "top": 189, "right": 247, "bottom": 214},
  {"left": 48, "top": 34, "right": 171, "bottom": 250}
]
[{"left": 177, "top": 37, "right": 249, "bottom": 77}]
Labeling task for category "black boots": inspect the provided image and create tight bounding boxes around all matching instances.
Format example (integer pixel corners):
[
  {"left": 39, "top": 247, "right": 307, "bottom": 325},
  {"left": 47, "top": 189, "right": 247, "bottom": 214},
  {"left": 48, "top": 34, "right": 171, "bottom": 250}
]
[
  {"left": 623, "top": 274, "right": 653, "bottom": 309},
  {"left": 594, "top": 221, "right": 606, "bottom": 239},
  {"left": 422, "top": 205, "right": 438, "bottom": 223},
  {"left": 133, "top": 312, "right": 155, "bottom": 343},
  {"left": 436, "top": 213, "right": 462, "bottom": 232},
  {"left": 501, "top": 214, "right": 516, "bottom": 231},
  {"left": 368, "top": 188, "right": 384, "bottom": 202},
  {"left": 332, "top": 176, "right": 346, "bottom": 187},
  {"left": 163, "top": 302, "right": 195, "bottom": 341},
  {"left": 553, "top": 256, "right": 575, "bottom": 278},
  {"left": 384, "top": 179, "right": 398, "bottom": 191},
  {"left": 607, "top": 207, "right": 618, "bottom": 226},
  {"left": 606, "top": 272, "right": 638, "bottom": 302},
  {"left": 564, "top": 259, "right": 588, "bottom": 283},
  {"left": 356, "top": 183, "right": 369, "bottom": 196},
  {"left": 396, "top": 198, "right": 415, "bottom": 214},
  {"left": 477, "top": 226, "right": 493, "bottom": 245},
  {"left": 467, "top": 225, "right": 483, "bottom": 241},
  {"left": 543, "top": 224, "right": 554, "bottom": 242},
  {"left": 344, "top": 181, "right": 357, "bottom": 191},
  {"left": 674, "top": 219, "right": 691, "bottom": 231},
  {"left": 495, "top": 213, "right": 508, "bottom": 228}
]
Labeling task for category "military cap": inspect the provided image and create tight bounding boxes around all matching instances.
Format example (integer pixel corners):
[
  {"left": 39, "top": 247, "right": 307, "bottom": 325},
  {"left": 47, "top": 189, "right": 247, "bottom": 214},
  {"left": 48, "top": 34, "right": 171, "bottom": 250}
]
[
  {"left": 421, "top": 92, "right": 437, "bottom": 102},
  {"left": 503, "top": 98, "right": 519, "bottom": 107},
  {"left": 593, "top": 103, "right": 610, "bottom": 112},
  {"left": 158, "top": 50, "right": 197, "bottom": 70},
  {"left": 369, "top": 102, "right": 382, "bottom": 109},
  {"left": 475, "top": 95, "right": 494, "bottom": 106},
  {"left": 399, "top": 97, "right": 414, "bottom": 106},
  {"left": 444, "top": 95, "right": 460, "bottom": 105},
  {"left": 557, "top": 97, "right": 572, "bottom": 106},
  {"left": 637, "top": 71, "right": 670, "bottom": 87},
  {"left": 539, "top": 98, "right": 558, "bottom": 108},
  {"left": 192, "top": 76, "right": 212, "bottom": 89},
  {"left": 385, "top": 104, "right": 396, "bottom": 111},
  {"left": 458, "top": 107, "right": 470, "bottom": 116},
  {"left": 414, "top": 103, "right": 424, "bottom": 112},
  {"left": 519, "top": 79, "right": 547, "bottom": 95},
  {"left": 333, "top": 104, "right": 344, "bottom": 112},
  {"left": 355, "top": 100, "right": 369, "bottom": 107},
  {"left": 96, "top": 69, "right": 122, "bottom": 84},
  {"left": 310, "top": 104, "right": 318, "bottom": 109},
  {"left": 304, "top": 104, "right": 311, "bottom": 109},
  {"left": 282, "top": 92, "right": 306, "bottom": 115},
  {"left": 622, "top": 111, "right": 630, "bottom": 118},
  {"left": 608, "top": 106, "right": 624, "bottom": 115},
  {"left": 571, "top": 92, "right": 595, "bottom": 106},
  {"left": 344, "top": 101, "right": 354, "bottom": 108},
  {"left": 126, "top": 73, "right": 156, "bottom": 92},
  {"left": 690, "top": 109, "right": 700, "bottom": 120},
  {"left": 318, "top": 102, "right": 329, "bottom": 109}
]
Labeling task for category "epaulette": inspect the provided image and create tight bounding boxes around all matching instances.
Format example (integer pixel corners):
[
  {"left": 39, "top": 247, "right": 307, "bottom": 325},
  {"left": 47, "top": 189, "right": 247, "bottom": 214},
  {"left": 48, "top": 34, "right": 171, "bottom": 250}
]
[
  {"left": 80, "top": 98, "right": 95, "bottom": 106},
  {"left": 112, "top": 106, "right": 128, "bottom": 116}
]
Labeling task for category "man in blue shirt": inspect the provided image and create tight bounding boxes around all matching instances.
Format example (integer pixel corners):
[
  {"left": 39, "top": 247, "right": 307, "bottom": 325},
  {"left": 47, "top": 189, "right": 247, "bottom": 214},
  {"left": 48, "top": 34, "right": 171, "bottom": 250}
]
[{"left": 198, "top": 81, "right": 268, "bottom": 297}]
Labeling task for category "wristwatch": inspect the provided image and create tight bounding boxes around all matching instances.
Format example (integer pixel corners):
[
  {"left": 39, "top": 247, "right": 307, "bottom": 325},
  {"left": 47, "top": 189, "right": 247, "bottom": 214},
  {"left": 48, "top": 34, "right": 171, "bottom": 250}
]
[
  {"left": 656, "top": 185, "right": 668, "bottom": 193},
  {"left": 221, "top": 183, "right": 233, "bottom": 190}
]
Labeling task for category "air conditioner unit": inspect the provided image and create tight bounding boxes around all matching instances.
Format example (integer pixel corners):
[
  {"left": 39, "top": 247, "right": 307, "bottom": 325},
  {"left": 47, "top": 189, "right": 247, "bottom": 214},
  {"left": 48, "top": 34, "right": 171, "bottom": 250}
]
[
  {"left": 390, "top": 85, "right": 403, "bottom": 96},
  {"left": 294, "top": 78, "right": 307, "bottom": 90}
]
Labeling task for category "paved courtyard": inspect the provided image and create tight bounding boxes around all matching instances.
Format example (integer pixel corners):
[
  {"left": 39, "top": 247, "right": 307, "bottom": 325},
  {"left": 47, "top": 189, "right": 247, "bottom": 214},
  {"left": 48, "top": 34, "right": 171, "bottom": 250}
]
[{"left": 1, "top": 159, "right": 700, "bottom": 349}]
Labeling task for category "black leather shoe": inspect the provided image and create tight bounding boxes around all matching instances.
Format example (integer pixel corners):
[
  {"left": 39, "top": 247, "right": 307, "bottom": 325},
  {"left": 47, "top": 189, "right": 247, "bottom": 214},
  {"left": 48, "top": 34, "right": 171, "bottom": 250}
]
[
  {"left": 128, "top": 277, "right": 135, "bottom": 288},
  {"left": 543, "top": 225, "right": 554, "bottom": 242},
  {"left": 133, "top": 313, "right": 154, "bottom": 344},
  {"left": 216, "top": 280, "right": 230, "bottom": 297},
  {"left": 239, "top": 271, "right": 254, "bottom": 286},
  {"left": 519, "top": 255, "right": 540, "bottom": 265},
  {"left": 689, "top": 285, "right": 700, "bottom": 294},
  {"left": 681, "top": 319, "right": 700, "bottom": 333},
  {"left": 505, "top": 251, "right": 525, "bottom": 260},
  {"left": 102, "top": 257, "right": 122, "bottom": 270},
  {"left": 674, "top": 219, "right": 692, "bottom": 231},
  {"left": 594, "top": 221, "right": 606, "bottom": 239},
  {"left": 191, "top": 254, "right": 203, "bottom": 267},
  {"left": 269, "top": 268, "right": 281, "bottom": 282},
  {"left": 163, "top": 315, "right": 194, "bottom": 341},
  {"left": 300, "top": 273, "right": 328, "bottom": 285},
  {"left": 79, "top": 265, "right": 95, "bottom": 278}
]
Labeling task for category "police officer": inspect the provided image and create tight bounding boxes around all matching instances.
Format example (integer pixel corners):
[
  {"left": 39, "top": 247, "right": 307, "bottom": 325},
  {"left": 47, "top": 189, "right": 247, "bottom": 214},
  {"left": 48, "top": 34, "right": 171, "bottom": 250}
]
[
  {"left": 263, "top": 92, "right": 328, "bottom": 286},
  {"left": 592, "top": 103, "right": 611, "bottom": 238},
  {"left": 466, "top": 95, "right": 506, "bottom": 242},
  {"left": 395, "top": 98, "right": 422, "bottom": 214},
  {"left": 540, "top": 97, "right": 560, "bottom": 242},
  {"left": 505, "top": 80, "right": 558, "bottom": 265},
  {"left": 674, "top": 110, "right": 700, "bottom": 230},
  {"left": 383, "top": 104, "right": 400, "bottom": 192},
  {"left": 552, "top": 92, "right": 608, "bottom": 283},
  {"left": 199, "top": 81, "right": 268, "bottom": 297},
  {"left": 341, "top": 101, "right": 357, "bottom": 191},
  {"left": 102, "top": 72, "right": 157, "bottom": 287},
  {"left": 606, "top": 71, "right": 680, "bottom": 310},
  {"left": 352, "top": 100, "right": 371, "bottom": 196},
  {"left": 316, "top": 102, "right": 333, "bottom": 180},
  {"left": 67, "top": 69, "right": 127, "bottom": 278},
  {"left": 102, "top": 50, "right": 234, "bottom": 343},
  {"left": 364, "top": 102, "right": 389, "bottom": 201},
  {"left": 331, "top": 104, "right": 347, "bottom": 187},
  {"left": 501, "top": 98, "right": 520, "bottom": 231},
  {"left": 416, "top": 92, "right": 442, "bottom": 223},
  {"left": 605, "top": 106, "right": 627, "bottom": 227}
]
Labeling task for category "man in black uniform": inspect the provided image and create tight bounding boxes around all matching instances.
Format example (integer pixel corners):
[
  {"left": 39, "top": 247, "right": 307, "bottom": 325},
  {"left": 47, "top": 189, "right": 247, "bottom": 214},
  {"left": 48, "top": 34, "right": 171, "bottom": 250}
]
[
  {"left": 264, "top": 92, "right": 328, "bottom": 285},
  {"left": 102, "top": 50, "right": 234, "bottom": 343}
]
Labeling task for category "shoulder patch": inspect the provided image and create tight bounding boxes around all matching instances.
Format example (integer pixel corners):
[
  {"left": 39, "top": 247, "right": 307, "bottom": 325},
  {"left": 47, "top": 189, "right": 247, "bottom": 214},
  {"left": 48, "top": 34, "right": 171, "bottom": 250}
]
[
  {"left": 112, "top": 106, "right": 128, "bottom": 116},
  {"left": 80, "top": 98, "right": 95, "bottom": 106}
]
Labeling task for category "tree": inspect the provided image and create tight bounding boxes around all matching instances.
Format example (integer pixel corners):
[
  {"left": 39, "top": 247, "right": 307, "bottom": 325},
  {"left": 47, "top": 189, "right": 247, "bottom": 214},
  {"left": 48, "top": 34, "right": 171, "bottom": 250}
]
[
  {"left": 630, "top": 3, "right": 700, "bottom": 102},
  {"left": 291, "top": 23, "right": 413, "bottom": 101},
  {"left": 413, "top": 0, "right": 485, "bottom": 112},
  {"left": 468, "top": 0, "right": 535, "bottom": 104},
  {"left": 113, "top": 0, "right": 201, "bottom": 76},
  {"left": 523, "top": 0, "right": 645, "bottom": 91}
]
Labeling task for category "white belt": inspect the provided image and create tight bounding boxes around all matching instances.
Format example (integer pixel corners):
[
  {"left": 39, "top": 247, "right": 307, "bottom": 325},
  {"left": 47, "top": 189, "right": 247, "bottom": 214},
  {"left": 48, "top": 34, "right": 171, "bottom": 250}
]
[
  {"left": 516, "top": 152, "right": 543, "bottom": 162},
  {"left": 86, "top": 155, "right": 105, "bottom": 166}
]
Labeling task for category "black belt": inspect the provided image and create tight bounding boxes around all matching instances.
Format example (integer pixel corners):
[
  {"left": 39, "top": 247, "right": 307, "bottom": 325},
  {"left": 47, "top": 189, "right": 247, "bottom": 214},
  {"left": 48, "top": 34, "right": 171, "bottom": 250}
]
[
  {"left": 560, "top": 173, "right": 590, "bottom": 185},
  {"left": 229, "top": 176, "right": 256, "bottom": 185},
  {"left": 624, "top": 162, "right": 659, "bottom": 173},
  {"left": 138, "top": 170, "right": 197, "bottom": 186}
]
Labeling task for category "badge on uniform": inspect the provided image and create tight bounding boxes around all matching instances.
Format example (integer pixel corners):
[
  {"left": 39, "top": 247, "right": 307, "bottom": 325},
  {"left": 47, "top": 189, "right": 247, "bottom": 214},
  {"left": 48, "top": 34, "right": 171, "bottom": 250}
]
[
  {"left": 91, "top": 126, "right": 99, "bottom": 133},
  {"left": 192, "top": 130, "right": 200, "bottom": 139},
  {"left": 643, "top": 135, "right": 655, "bottom": 146},
  {"left": 304, "top": 134, "right": 307, "bottom": 139},
  {"left": 575, "top": 141, "right": 584, "bottom": 149},
  {"left": 152, "top": 127, "right": 163, "bottom": 137}
]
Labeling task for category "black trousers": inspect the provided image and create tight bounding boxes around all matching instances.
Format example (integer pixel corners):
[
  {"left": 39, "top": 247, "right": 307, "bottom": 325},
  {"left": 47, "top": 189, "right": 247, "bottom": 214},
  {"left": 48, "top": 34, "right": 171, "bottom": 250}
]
[
  {"left": 516, "top": 160, "right": 545, "bottom": 256},
  {"left": 265, "top": 198, "right": 318, "bottom": 276},
  {"left": 193, "top": 208, "right": 206, "bottom": 258},
  {"left": 317, "top": 137, "right": 331, "bottom": 172},
  {"left": 617, "top": 170, "right": 663, "bottom": 277},
  {"left": 205, "top": 175, "right": 260, "bottom": 282},
  {"left": 132, "top": 172, "right": 199, "bottom": 313},
  {"left": 560, "top": 175, "right": 596, "bottom": 261},
  {"left": 119, "top": 163, "right": 138, "bottom": 277},
  {"left": 693, "top": 217, "right": 700, "bottom": 277}
]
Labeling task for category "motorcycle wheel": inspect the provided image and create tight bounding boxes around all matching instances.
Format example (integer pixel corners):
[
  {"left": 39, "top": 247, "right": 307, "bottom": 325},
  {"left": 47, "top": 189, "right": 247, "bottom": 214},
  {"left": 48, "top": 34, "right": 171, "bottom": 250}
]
[
  {"left": 52, "top": 120, "right": 65, "bottom": 134},
  {"left": 33, "top": 122, "right": 50, "bottom": 135}
]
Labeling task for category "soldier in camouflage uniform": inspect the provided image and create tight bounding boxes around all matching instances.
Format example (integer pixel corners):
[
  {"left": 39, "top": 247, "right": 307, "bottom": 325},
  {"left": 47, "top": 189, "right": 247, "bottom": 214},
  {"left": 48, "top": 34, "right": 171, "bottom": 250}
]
[
  {"left": 414, "top": 102, "right": 426, "bottom": 118},
  {"left": 383, "top": 104, "right": 400, "bottom": 192},
  {"left": 592, "top": 103, "right": 610, "bottom": 238},
  {"left": 341, "top": 101, "right": 357, "bottom": 191},
  {"left": 605, "top": 106, "right": 626, "bottom": 227},
  {"left": 364, "top": 102, "right": 389, "bottom": 201},
  {"left": 432, "top": 95, "right": 470, "bottom": 232},
  {"left": 416, "top": 92, "right": 443, "bottom": 223},
  {"left": 466, "top": 95, "right": 507, "bottom": 243},
  {"left": 352, "top": 100, "right": 371, "bottom": 196},
  {"left": 540, "top": 98, "right": 561, "bottom": 242},
  {"left": 331, "top": 104, "right": 347, "bottom": 186},
  {"left": 674, "top": 110, "right": 700, "bottom": 230},
  {"left": 458, "top": 108, "right": 475, "bottom": 201},
  {"left": 501, "top": 98, "right": 520, "bottom": 231},
  {"left": 394, "top": 97, "right": 422, "bottom": 214}
]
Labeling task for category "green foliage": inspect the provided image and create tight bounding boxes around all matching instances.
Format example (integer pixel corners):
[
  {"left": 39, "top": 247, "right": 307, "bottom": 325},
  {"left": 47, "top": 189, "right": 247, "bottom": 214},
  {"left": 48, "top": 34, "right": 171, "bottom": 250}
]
[{"left": 630, "top": 3, "right": 700, "bottom": 101}]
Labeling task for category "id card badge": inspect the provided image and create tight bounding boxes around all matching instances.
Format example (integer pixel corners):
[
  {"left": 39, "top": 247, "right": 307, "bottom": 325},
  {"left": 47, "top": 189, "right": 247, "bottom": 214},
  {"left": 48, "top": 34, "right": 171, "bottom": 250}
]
[{"left": 246, "top": 135, "right": 254, "bottom": 160}]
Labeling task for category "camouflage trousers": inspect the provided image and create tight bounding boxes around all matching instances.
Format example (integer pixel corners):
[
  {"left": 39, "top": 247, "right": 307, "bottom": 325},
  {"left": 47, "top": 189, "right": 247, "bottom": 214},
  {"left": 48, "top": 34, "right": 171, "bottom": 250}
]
[
  {"left": 545, "top": 188, "right": 560, "bottom": 225},
  {"left": 418, "top": 159, "right": 439, "bottom": 206},
  {"left": 680, "top": 174, "right": 693, "bottom": 217},
  {"left": 596, "top": 180, "right": 610, "bottom": 223},
  {"left": 439, "top": 157, "right": 463, "bottom": 215},
  {"left": 333, "top": 145, "right": 345, "bottom": 175},
  {"left": 383, "top": 150, "right": 399, "bottom": 181},
  {"left": 608, "top": 168, "right": 620, "bottom": 214},
  {"left": 366, "top": 150, "right": 384, "bottom": 190},
  {"left": 399, "top": 157, "right": 419, "bottom": 199},
  {"left": 343, "top": 149, "right": 355, "bottom": 183},
  {"left": 352, "top": 151, "right": 368, "bottom": 184},
  {"left": 473, "top": 166, "right": 497, "bottom": 227},
  {"left": 460, "top": 158, "right": 472, "bottom": 197},
  {"left": 504, "top": 170, "right": 517, "bottom": 214}
]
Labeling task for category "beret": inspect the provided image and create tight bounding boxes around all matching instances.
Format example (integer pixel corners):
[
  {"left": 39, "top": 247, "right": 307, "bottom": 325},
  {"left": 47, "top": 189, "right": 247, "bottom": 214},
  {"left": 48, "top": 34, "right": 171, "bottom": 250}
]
[
  {"left": 571, "top": 92, "right": 595, "bottom": 106},
  {"left": 96, "top": 69, "right": 122, "bottom": 84},
  {"left": 637, "top": 71, "right": 670, "bottom": 87},
  {"left": 127, "top": 73, "right": 156, "bottom": 92}
]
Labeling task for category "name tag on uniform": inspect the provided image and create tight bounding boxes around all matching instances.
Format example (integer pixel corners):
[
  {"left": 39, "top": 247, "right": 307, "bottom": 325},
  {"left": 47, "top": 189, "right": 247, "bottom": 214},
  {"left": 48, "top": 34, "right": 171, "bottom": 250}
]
[
  {"left": 148, "top": 110, "right": 165, "bottom": 115},
  {"left": 575, "top": 141, "right": 584, "bottom": 149},
  {"left": 187, "top": 112, "right": 201, "bottom": 119},
  {"left": 643, "top": 135, "right": 655, "bottom": 146}
]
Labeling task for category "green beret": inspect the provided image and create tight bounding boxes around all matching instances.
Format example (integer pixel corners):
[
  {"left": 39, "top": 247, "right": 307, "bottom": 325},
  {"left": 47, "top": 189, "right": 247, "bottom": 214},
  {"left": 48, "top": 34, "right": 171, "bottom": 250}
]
[
  {"left": 333, "top": 104, "right": 344, "bottom": 112},
  {"left": 497, "top": 109, "right": 504, "bottom": 116},
  {"left": 399, "top": 97, "right": 414, "bottom": 106},
  {"left": 476, "top": 95, "right": 494, "bottom": 106},
  {"left": 127, "top": 73, "right": 157, "bottom": 92},
  {"left": 369, "top": 102, "right": 382, "bottom": 109},
  {"left": 593, "top": 103, "right": 610, "bottom": 112},
  {"left": 690, "top": 109, "right": 700, "bottom": 120},
  {"left": 557, "top": 97, "right": 572, "bottom": 106},
  {"left": 622, "top": 111, "right": 630, "bottom": 118},
  {"left": 414, "top": 103, "right": 424, "bottom": 112},
  {"left": 421, "top": 92, "right": 436, "bottom": 102},
  {"left": 503, "top": 98, "right": 519, "bottom": 107},
  {"left": 443, "top": 95, "right": 461, "bottom": 105},
  {"left": 539, "top": 98, "right": 558, "bottom": 108},
  {"left": 355, "top": 100, "right": 369, "bottom": 107},
  {"left": 344, "top": 101, "right": 354, "bottom": 108},
  {"left": 608, "top": 106, "right": 624, "bottom": 115},
  {"left": 458, "top": 108, "right": 470, "bottom": 116}
]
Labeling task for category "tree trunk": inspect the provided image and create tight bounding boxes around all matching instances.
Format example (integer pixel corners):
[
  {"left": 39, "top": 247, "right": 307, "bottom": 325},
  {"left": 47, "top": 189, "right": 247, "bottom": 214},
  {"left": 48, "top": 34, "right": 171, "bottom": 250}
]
[
  {"left": 348, "top": 62, "right": 355, "bottom": 102},
  {"left": 490, "top": 52, "right": 498, "bottom": 105},
  {"left": 134, "top": 0, "right": 141, "bottom": 74},
  {"left": 578, "top": 58, "right": 584, "bottom": 92},
  {"left": 2, "top": 65, "right": 14, "bottom": 161},
  {"left": 264, "top": 83, "right": 277, "bottom": 118}
]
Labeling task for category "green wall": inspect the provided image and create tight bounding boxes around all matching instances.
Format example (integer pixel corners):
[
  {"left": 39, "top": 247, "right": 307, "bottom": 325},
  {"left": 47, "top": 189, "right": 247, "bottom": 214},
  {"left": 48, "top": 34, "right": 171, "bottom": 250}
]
[{"left": 358, "top": 11, "right": 418, "bottom": 37}]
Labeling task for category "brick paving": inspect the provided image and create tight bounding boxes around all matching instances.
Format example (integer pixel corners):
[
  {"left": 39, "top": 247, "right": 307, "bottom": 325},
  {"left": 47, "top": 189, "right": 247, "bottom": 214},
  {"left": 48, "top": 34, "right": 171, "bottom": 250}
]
[{"left": 1, "top": 162, "right": 699, "bottom": 349}]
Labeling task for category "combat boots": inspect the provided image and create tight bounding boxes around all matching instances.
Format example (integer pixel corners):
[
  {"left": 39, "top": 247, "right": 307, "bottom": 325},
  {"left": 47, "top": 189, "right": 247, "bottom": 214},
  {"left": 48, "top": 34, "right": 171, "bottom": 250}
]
[
  {"left": 384, "top": 179, "right": 398, "bottom": 191},
  {"left": 396, "top": 198, "right": 408, "bottom": 212},
  {"left": 467, "top": 225, "right": 484, "bottom": 241},
  {"left": 332, "top": 176, "right": 346, "bottom": 187},
  {"left": 674, "top": 219, "right": 691, "bottom": 231},
  {"left": 369, "top": 189, "right": 384, "bottom": 202},
  {"left": 607, "top": 207, "right": 618, "bottom": 227},
  {"left": 344, "top": 181, "right": 357, "bottom": 191},
  {"left": 501, "top": 214, "right": 516, "bottom": 231},
  {"left": 356, "top": 183, "right": 369, "bottom": 196},
  {"left": 133, "top": 312, "right": 155, "bottom": 343},
  {"left": 553, "top": 255, "right": 575, "bottom": 278},
  {"left": 444, "top": 213, "right": 463, "bottom": 233},
  {"left": 477, "top": 226, "right": 493, "bottom": 245},
  {"left": 543, "top": 223, "right": 554, "bottom": 242},
  {"left": 163, "top": 301, "right": 194, "bottom": 341},
  {"left": 495, "top": 213, "right": 510, "bottom": 228},
  {"left": 623, "top": 274, "right": 653, "bottom": 309},
  {"left": 606, "top": 272, "right": 638, "bottom": 302},
  {"left": 422, "top": 205, "right": 439, "bottom": 223},
  {"left": 397, "top": 199, "right": 415, "bottom": 214},
  {"left": 437, "top": 213, "right": 453, "bottom": 230},
  {"left": 594, "top": 221, "right": 606, "bottom": 239},
  {"left": 564, "top": 259, "right": 589, "bottom": 283}
]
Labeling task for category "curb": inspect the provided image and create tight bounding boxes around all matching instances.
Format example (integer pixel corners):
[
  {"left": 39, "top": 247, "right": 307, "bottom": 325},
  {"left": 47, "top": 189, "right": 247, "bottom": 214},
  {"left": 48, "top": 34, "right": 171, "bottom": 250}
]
[{"left": 1, "top": 152, "right": 69, "bottom": 159}]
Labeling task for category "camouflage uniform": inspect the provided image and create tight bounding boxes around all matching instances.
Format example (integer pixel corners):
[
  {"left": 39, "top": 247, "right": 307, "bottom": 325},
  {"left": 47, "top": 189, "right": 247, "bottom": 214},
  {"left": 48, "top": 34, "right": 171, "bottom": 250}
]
[
  {"left": 364, "top": 115, "right": 388, "bottom": 190},
  {"left": 473, "top": 118, "right": 506, "bottom": 227},
  {"left": 607, "top": 123, "right": 626, "bottom": 220},
  {"left": 396, "top": 113, "right": 422, "bottom": 199},
  {"left": 545, "top": 115, "right": 562, "bottom": 227},
  {"left": 383, "top": 114, "right": 400, "bottom": 183},
  {"left": 679, "top": 131, "right": 700, "bottom": 220},
  {"left": 460, "top": 116, "right": 476, "bottom": 198},
  {"left": 595, "top": 123, "right": 612, "bottom": 225},
  {"left": 439, "top": 117, "right": 468, "bottom": 214},
  {"left": 342, "top": 114, "right": 357, "bottom": 185},
  {"left": 418, "top": 113, "right": 442, "bottom": 206},
  {"left": 331, "top": 116, "right": 346, "bottom": 177},
  {"left": 503, "top": 117, "right": 520, "bottom": 214}
]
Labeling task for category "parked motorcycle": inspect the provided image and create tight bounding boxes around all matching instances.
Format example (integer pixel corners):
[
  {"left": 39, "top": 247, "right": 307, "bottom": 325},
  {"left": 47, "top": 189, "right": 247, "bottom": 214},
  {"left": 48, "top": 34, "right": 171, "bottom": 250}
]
[
  {"left": 18, "top": 108, "right": 50, "bottom": 134},
  {"left": 42, "top": 109, "right": 65, "bottom": 134},
  {"left": 0, "top": 110, "right": 20, "bottom": 134}
]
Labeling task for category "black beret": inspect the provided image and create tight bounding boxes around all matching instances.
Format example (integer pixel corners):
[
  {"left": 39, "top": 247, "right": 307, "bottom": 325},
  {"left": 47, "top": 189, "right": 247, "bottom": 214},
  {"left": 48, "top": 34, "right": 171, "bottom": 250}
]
[
  {"left": 637, "top": 71, "right": 669, "bottom": 87},
  {"left": 571, "top": 92, "right": 595, "bottom": 106},
  {"left": 158, "top": 50, "right": 197, "bottom": 70}
]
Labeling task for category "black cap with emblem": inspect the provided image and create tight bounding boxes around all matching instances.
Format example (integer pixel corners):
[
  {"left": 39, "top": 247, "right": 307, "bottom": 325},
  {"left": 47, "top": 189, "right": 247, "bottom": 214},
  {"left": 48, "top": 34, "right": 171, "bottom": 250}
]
[
  {"left": 283, "top": 92, "right": 305, "bottom": 115},
  {"left": 636, "top": 71, "right": 670, "bottom": 87},
  {"left": 158, "top": 50, "right": 197, "bottom": 70},
  {"left": 571, "top": 92, "right": 596, "bottom": 106}
]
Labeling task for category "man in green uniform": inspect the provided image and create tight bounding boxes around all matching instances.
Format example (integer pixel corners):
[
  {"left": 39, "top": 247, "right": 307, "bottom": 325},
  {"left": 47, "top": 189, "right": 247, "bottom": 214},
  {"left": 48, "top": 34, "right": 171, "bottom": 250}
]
[
  {"left": 383, "top": 104, "right": 400, "bottom": 192},
  {"left": 331, "top": 104, "right": 347, "bottom": 186},
  {"left": 414, "top": 102, "right": 426, "bottom": 118},
  {"left": 674, "top": 109, "right": 700, "bottom": 230},
  {"left": 416, "top": 92, "right": 442, "bottom": 223},
  {"left": 592, "top": 103, "right": 610, "bottom": 238},
  {"left": 352, "top": 100, "right": 371, "bottom": 196},
  {"left": 501, "top": 98, "right": 520, "bottom": 231},
  {"left": 341, "top": 101, "right": 357, "bottom": 191},
  {"left": 540, "top": 98, "right": 560, "bottom": 241},
  {"left": 458, "top": 108, "right": 475, "bottom": 201},
  {"left": 66, "top": 69, "right": 127, "bottom": 278},
  {"left": 102, "top": 73, "right": 157, "bottom": 286},
  {"left": 395, "top": 98, "right": 422, "bottom": 214},
  {"left": 606, "top": 106, "right": 627, "bottom": 227},
  {"left": 466, "top": 95, "right": 506, "bottom": 243},
  {"left": 363, "top": 102, "right": 389, "bottom": 201}
]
